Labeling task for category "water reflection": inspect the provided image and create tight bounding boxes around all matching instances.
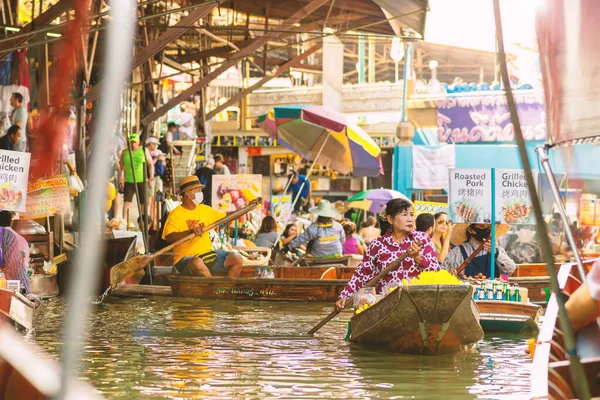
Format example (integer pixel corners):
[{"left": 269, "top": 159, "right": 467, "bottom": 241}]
[{"left": 31, "top": 297, "right": 531, "bottom": 398}]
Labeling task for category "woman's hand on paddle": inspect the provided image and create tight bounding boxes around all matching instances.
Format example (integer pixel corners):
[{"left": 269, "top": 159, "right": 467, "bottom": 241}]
[
  {"left": 408, "top": 242, "right": 422, "bottom": 265},
  {"left": 335, "top": 298, "right": 346, "bottom": 311},
  {"left": 483, "top": 239, "right": 491, "bottom": 253}
]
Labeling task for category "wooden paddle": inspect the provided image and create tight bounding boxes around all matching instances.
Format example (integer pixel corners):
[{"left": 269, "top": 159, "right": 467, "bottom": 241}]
[
  {"left": 307, "top": 238, "right": 421, "bottom": 335},
  {"left": 109, "top": 198, "right": 262, "bottom": 286},
  {"left": 454, "top": 240, "right": 487, "bottom": 277}
]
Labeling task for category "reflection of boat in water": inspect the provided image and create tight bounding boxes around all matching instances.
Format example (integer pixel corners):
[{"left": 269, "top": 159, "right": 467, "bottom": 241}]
[
  {"left": 530, "top": 260, "right": 600, "bottom": 399},
  {"left": 476, "top": 300, "right": 541, "bottom": 334},
  {"left": 348, "top": 285, "right": 483, "bottom": 355}
]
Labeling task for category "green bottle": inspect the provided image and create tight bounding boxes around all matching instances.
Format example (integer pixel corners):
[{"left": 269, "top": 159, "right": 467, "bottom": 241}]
[{"left": 515, "top": 288, "right": 521, "bottom": 303}]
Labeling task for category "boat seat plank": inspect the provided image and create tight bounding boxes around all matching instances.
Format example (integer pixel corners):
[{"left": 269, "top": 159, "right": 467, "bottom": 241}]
[{"left": 548, "top": 357, "right": 600, "bottom": 397}]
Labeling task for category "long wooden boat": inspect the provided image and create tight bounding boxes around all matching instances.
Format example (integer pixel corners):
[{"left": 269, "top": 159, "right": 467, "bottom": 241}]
[
  {"left": 168, "top": 274, "right": 348, "bottom": 302},
  {"left": 476, "top": 300, "right": 542, "bottom": 334},
  {"left": 349, "top": 284, "right": 484, "bottom": 355},
  {"left": 0, "top": 288, "right": 35, "bottom": 332},
  {"left": 0, "top": 324, "right": 103, "bottom": 399},
  {"left": 530, "top": 260, "right": 600, "bottom": 399}
]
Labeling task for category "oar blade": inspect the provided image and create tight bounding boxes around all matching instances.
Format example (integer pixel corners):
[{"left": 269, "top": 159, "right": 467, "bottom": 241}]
[{"left": 110, "top": 255, "right": 152, "bottom": 286}]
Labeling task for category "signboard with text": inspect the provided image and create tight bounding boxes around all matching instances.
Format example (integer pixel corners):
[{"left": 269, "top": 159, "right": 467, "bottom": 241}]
[
  {"left": 0, "top": 150, "right": 30, "bottom": 212},
  {"left": 24, "top": 174, "right": 71, "bottom": 219},
  {"left": 414, "top": 201, "right": 448, "bottom": 217},
  {"left": 270, "top": 194, "right": 292, "bottom": 223},
  {"left": 494, "top": 169, "right": 537, "bottom": 224},
  {"left": 448, "top": 169, "right": 492, "bottom": 224}
]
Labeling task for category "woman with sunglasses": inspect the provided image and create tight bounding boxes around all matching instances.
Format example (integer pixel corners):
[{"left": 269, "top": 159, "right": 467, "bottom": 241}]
[{"left": 431, "top": 212, "right": 454, "bottom": 263}]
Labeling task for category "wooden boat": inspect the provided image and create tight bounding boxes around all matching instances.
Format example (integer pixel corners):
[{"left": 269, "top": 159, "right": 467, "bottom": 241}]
[
  {"left": 100, "top": 236, "right": 140, "bottom": 291},
  {"left": 530, "top": 260, "right": 600, "bottom": 399},
  {"left": 476, "top": 300, "right": 542, "bottom": 334},
  {"left": 169, "top": 274, "right": 348, "bottom": 302},
  {"left": 0, "top": 288, "right": 35, "bottom": 332},
  {"left": 349, "top": 284, "right": 484, "bottom": 355},
  {"left": 0, "top": 324, "right": 102, "bottom": 399}
]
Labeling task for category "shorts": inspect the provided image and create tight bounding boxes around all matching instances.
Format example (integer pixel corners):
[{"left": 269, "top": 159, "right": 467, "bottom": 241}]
[
  {"left": 174, "top": 250, "right": 230, "bottom": 275},
  {"left": 124, "top": 181, "right": 148, "bottom": 203}
]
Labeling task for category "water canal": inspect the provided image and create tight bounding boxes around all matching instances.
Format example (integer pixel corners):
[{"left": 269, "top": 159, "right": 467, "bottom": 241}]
[{"left": 31, "top": 297, "right": 532, "bottom": 399}]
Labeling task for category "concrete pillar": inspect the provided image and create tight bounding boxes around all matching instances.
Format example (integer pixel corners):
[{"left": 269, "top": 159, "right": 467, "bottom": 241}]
[
  {"left": 368, "top": 36, "right": 375, "bottom": 83},
  {"left": 358, "top": 33, "right": 366, "bottom": 84},
  {"left": 322, "top": 28, "right": 344, "bottom": 112}
]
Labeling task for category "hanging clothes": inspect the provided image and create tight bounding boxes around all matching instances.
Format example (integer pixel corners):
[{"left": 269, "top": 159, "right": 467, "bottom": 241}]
[
  {"left": 0, "top": 53, "right": 12, "bottom": 86},
  {"left": 13, "top": 49, "right": 30, "bottom": 92}
]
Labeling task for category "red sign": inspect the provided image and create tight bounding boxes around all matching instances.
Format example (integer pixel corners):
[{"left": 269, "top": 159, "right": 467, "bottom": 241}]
[{"left": 248, "top": 147, "right": 262, "bottom": 156}]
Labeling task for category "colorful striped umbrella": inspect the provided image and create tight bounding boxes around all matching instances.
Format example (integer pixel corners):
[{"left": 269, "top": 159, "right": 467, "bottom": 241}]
[
  {"left": 346, "top": 188, "right": 408, "bottom": 213},
  {"left": 257, "top": 105, "right": 382, "bottom": 177}
]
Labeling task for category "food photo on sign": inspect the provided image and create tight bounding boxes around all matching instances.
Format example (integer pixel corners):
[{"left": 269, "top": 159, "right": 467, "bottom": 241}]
[
  {"left": 0, "top": 150, "right": 31, "bottom": 212},
  {"left": 212, "top": 174, "right": 262, "bottom": 223},
  {"left": 494, "top": 170, "right": 537, "bottom": 225},
  {"left": 448, "top": 169, "right": 492, "bottom": 224}
]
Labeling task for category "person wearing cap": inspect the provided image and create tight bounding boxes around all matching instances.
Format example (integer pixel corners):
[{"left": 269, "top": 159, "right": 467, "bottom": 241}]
[
  {"left": 161, "top": 176, "right": 243, "bottom": 277},
  {"left": 286, "top": 171, "right": 311, "bottom": 213},
  {"left": 442, "top": 223, "right": 516, "bottom": 277},
  {"left": 146, "top": 136, "right": 166, "bottom": 178},
  {"left": 118, "top": 134, "right": 154, "bottom": 219},
  {"left": 288, "top": 200, "right": 345, "bottom": 258}
]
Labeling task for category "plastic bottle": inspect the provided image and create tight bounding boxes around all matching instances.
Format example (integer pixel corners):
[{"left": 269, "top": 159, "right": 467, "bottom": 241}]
[
  {"left": 267, "top": 269, "right": 275, "bottom": 279},
  {"left": 0, "top": 272, "right": 5, "bottom": 289},
  {"left": 514, "top": 288, "right": 521, "bottom": 303},
  {"left": 473, "top": 287, "right": 480, "bottom": 300},
  {"left": 261, "top": 268, "right": 269, "bottom": 279},
  {"left": 255, "top": 267, "right": 262, "bottom": 279}
]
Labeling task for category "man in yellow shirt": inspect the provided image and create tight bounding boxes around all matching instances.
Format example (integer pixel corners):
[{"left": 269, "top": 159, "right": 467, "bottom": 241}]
[{"left": 162, "top": 176, "right": 243, "bottom": 277}]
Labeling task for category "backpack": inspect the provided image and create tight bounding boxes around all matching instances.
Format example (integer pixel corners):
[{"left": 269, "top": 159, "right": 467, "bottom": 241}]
[{"left": 154, "top": 159, "right": 166, "bottom": 177}]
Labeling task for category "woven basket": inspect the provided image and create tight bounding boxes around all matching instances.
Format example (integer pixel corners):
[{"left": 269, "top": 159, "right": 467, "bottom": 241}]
[{"left": 233, "top": 246, "right": 272, "bottom": 267}]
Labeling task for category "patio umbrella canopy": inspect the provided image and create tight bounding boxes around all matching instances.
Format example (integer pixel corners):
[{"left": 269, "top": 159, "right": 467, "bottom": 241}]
[
  {"left": 258, "top": 105, "right": 383, "bottom": 177},
  {"left": 346, "top": 189, "right": 408, "bottom": 213}
]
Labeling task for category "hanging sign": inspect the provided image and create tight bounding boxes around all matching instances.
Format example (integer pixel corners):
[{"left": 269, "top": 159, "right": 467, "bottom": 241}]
[
  {"left": 580, "top": 194, "right": 597, "bottom": 226},
  {"left": 414, "top": 201, "right": 448, "bottom": 216},
  {"left": 494, "top": 169, "right": 537, "bottom": 224},
  {"left": 212, "top": 174, "right": 262, "bottom": 212},
  {"left": 0, "top": 150, "right": 30, "bottom": 212},
  {"left": 270, "top": 194, "right": 292, "bottom": 222},
  {"left": 448, "top": 169, "right": 492, "bottom": 223},
  {"left": 23, "top": 174, "right": 71, "bottom": 219}
]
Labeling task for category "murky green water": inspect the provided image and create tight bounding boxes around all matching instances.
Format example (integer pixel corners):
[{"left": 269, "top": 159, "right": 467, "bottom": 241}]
[{"left": 31, "top": 297, "right": 532, "bottom": 399}]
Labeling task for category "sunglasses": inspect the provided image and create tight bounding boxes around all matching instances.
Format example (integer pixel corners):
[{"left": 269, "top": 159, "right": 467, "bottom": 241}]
[{"left": 436, "top": 219, "right": 452, "bottom": 225}]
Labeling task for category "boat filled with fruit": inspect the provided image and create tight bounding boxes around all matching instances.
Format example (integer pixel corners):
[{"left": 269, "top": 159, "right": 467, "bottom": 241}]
[{"left": 348, "top": 270, "right": 484, "bottom": 355}]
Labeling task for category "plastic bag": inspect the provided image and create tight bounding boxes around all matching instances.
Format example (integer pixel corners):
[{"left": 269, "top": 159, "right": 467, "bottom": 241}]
[
  {"left": 68, "top": 174, "right": 84, "bottom": 197},
  {"left": 42, "top": 260, "right": 57, "bottom": 275}
]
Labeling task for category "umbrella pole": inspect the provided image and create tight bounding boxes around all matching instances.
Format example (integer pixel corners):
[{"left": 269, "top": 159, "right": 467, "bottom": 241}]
[{"left": 271, "top": 131, "right": 332, "bottom": 249}]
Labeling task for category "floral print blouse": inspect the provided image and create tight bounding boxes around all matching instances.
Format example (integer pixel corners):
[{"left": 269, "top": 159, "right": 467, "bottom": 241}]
[{"left": 339, "top": 230, "right": 440, "bottom": 300}]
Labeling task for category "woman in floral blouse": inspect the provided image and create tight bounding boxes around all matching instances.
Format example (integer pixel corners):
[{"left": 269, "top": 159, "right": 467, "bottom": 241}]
[{"left": 335, "top": 198, "right": 440, "bottom": 310}]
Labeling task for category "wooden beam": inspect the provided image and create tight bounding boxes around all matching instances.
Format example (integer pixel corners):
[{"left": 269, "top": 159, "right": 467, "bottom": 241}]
[
  {"left": 206, "top": 44, "right": 322, "bottom": 120},
  {"left": 163, "top": 56, "right": 200, "bottom": 76},
  {"left": 86, "top": 1, "right": 219, "bottom": 103},
  {"left": 142, "top": 0, "right": 330, "bottom": 126},
  {"left": 175, "top": 38, "right": 257, "bottom": 64},
  {"left": 0, "top": 0, "right": 72, "bottom": 61}
]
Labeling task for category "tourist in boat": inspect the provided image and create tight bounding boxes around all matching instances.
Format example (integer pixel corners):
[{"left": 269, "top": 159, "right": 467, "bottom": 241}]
[
  {"left": 254, "top": 216, "right": 280, "bottom": 248},
  {"left": 359, "top": 216, "right": 380, "bottom": 245},
  {"left": 0, "top": 211, "right": 31, "bottom": 296},
  {"left": 566, "top": 259, "right": 600, "bottom": 332},
  {"left": 280, "top": 223, "right": 301, "bottom": 248},
  {"left": 442, "top": 224, "right": 516, "bottom": 277},
  {"left": 162, "top": 176, "right": 243, "bottom": 277},
  {"left": 335, "top": 198, "right": 440, "bottom": 309},
  {"left": 431, "top": 212, "right": 454, "bottom": 263},
  {"left": 288, "top": 200, "right": 344, "bottom": 258},
  {"left": 341, "top": 220, "right": 366, "bottom": 256},
  {"left": 415, "top": 213, "right": 435, "bottom": 236}
]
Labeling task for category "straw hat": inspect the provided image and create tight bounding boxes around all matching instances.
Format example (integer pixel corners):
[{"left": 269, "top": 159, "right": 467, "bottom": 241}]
[
  {"left": 179, "top": 176, "right": 204, "bottom": 194},
  {"left": 450, "top": 223, "right": 511, "bottom": 246},
  {"left": 309, "top": 200, "right": 338, "bottom": 218}
]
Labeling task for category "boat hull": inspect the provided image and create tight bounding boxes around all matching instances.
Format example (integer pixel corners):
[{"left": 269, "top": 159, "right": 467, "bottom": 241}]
[
  {"left": 0, "top": 289, "right": 34, "bottom": 332},
  {"left": 168, "top": 275, "right": 348, "bottom": 302},
  {"left": 476, "top": 300, "right": 542, "bottom": 334},
  {"left": 349, "top": 285, "right": 484, "bottom": 355}
]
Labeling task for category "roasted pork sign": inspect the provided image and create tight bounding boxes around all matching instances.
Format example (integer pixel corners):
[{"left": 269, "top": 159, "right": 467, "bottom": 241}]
[
  {"left": 0, "top": 150, "right": 30, "bottom": 212},
  {"left": 448, "top": 169, "right": 492, "bottom": 224},
  {"left": 24, "top": 174, "right": 71, "bottom": 219},
  {"left": 437, "top": 92, "right": 546, "bottom": 143}
]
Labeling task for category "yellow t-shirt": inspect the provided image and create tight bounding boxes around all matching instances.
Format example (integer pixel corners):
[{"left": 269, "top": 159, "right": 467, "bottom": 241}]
[{"left": 161, "top": 204, "right": 226, "bottom": 263}]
